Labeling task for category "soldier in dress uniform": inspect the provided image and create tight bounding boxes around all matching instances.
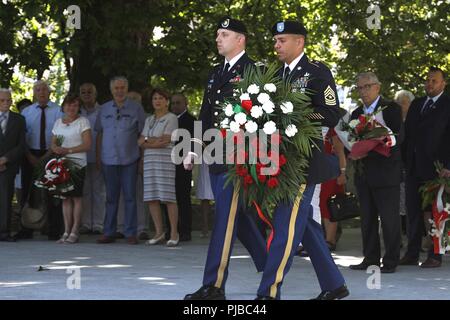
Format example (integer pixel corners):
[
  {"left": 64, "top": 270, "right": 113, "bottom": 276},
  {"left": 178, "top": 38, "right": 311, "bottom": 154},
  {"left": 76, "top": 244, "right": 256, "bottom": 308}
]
[
  {"left": 252, "top": 21, "right": 349, "bottom": 300},
  {"left": 183, "top": 17, "right": 267, "bottom": 300}
]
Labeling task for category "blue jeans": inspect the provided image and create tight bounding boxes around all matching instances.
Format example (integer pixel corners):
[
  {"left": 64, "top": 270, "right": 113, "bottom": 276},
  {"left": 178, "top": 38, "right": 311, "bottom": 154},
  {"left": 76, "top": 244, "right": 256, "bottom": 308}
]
[{"left": 102, "top": 162, "right": 138, "bottom": 237}]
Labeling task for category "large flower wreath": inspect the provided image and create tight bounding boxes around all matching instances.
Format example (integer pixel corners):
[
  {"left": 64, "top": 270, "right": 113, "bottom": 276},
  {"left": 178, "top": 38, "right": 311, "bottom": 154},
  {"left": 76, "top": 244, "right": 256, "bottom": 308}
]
[
  {"left": 34, "top": 136, "right": 83, "bottom": 199},
  {"left": 217, "top": 64, "right": 321, "bottom": 246}
]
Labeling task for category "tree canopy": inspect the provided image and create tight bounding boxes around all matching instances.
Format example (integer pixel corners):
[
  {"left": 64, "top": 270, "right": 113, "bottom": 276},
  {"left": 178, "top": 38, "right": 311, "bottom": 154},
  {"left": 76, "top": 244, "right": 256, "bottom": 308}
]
[{"left": 1, "top": 0, "right": 448, "bottom": 109}]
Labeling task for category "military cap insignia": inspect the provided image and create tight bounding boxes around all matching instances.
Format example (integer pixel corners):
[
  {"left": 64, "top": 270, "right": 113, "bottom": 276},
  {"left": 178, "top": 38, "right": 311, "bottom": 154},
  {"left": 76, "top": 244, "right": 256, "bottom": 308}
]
[
  {"left": 277, "top": 22, "right": 285, "bottom": 32},
  {"left": 221, "top": 18, "right": 230, "bottom": 28},
  {"left": 324, "top": 85, "right": 336, "bottom": 106}
]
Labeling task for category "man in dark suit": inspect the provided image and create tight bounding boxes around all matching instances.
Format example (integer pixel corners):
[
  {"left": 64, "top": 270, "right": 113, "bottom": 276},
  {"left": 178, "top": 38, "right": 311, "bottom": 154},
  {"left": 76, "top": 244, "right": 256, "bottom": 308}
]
[
  {"left": 349, "top": 72, "right": 403, "bottom": 273},
  {"left": 183, "top": 17, "right": 267, "bottom": 300},
  {"left": 0, "top": 89, "right": 26, "bottom": 242},
  {"left": 401, "top": 67, "right": 450, "bottom": 268},
  {"left": 171, "top": 93, "right": 196, "bottom": 241}
]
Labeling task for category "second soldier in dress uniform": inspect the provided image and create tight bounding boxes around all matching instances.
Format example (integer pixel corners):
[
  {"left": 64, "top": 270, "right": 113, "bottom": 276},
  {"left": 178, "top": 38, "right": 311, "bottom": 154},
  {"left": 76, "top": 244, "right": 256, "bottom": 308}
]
[
  {"left": 184, "top": 17, "right": 267, "bottom": 300},
  {"left": 252, "top": 21, "right": 349, "bottom": 300}
]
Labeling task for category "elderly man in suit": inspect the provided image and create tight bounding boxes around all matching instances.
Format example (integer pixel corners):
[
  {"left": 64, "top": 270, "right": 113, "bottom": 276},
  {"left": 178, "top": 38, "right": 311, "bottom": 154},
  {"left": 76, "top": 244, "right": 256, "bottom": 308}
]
[
  {"left": 349, "top": 72, "right": 403, "bottom": 273},
  {"left": 401, "top": 67, "right": 450, "bottom": 268},
  {"left": 0, "top": 88, "right": 26, "bottom": 242}
]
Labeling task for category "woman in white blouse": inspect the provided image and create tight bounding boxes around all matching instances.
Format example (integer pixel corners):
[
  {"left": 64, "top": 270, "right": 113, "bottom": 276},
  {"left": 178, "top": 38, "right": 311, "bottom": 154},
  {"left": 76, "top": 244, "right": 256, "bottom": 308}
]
[{"left": 51, "top": 94, "right": 91, "bottom": 243}]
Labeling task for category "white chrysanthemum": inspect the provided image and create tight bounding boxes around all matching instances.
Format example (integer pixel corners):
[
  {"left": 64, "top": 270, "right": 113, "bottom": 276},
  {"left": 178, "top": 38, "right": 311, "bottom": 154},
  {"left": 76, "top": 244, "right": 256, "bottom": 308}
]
[
  {"left": 349, "top": 119, "right": 359, "bottom": 128},
  {"left": 220, "top": 118, "right": 229, "bottom": 128},
  {"left": 234, "top": 112, "right": 247, "bottom": 125},
  {"left": 285, "top": 124, "right": 298, "bottom": 137},
  {"left": 240, "top": 93, "right": 250, "bottom": 101},
  {"left": 250, "top": 106, "right": 263, "bottom": 119},
  {"left": 230, "top": 121, "right": 241, "bottom": 133},
  {"left": 257, "top": 92, "right": 271, "bottom": 105},
  {"left": 280, "top": 101, "right": 294, "bottom": 114},
  {"left": 262, "top": 100, "right": 275, "bottom": 114},
  {"left": 247, "top": 84, "right": 260, "bottom": 95},
  {"left": 224, "top": 104, "right": 234, "bottom": 117},
  {"left": 245, "top": 120, "right": 258, "bottom": 133},
  {"left": 263, "top": 121, "right": 277, "bottom": 135},
  {"left": 264, "top": 83, "right": 277, "bottom": 93}
]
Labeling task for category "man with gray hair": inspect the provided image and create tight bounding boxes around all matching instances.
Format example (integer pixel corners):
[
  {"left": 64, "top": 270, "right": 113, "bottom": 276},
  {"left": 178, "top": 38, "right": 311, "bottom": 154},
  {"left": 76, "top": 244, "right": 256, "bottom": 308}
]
[
  {"left": 19, "top": 80, "right": 63, "bottom": 240},
  {"left": 95, "top": 76, "right": 146, "bottom": 244},
  {"left": 394, "top": 90, "right": 415, "bottom": 121},
  {"left": 349, "top": 72, "right": 403, "bottom": 273},
  {"left": 0, "top": 89, "right": 26, "bottom": 241}
]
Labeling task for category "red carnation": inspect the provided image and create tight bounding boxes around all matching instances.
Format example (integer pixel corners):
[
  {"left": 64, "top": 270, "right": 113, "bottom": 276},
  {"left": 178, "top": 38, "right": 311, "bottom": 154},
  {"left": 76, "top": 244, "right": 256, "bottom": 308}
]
[
  {"left": 279, "top": 154, "right": 287, "bottom": 166},
  {"left": 236, "top": 165, "right": 248, "bottom": 177},
  {"left": 244, "top": 174, "right": 254, "bottom": 186},
  {"left": 257, "top": 174, "right": 267, "bottom": 183},
  {"left": 267, "top": 177, "right": 279, "bottom": 188},
  {"left": 241, "top": 100, "right": 253, "bottom": 113}
]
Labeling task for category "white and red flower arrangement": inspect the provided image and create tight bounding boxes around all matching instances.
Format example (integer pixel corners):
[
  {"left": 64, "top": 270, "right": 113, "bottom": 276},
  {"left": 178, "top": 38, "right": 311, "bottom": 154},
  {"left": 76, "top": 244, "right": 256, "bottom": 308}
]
[
  {"left": 217, "top": 64, "right": 321, "bottom": 248},
  {"left": 34, "top": 136, "right": 82, "bottom": 199},
  {"left": 336, "top": 107, "right": 396, "bottom": 160},
  {"left": 420, "top": 162, "right": 450, "bottom": 254}
]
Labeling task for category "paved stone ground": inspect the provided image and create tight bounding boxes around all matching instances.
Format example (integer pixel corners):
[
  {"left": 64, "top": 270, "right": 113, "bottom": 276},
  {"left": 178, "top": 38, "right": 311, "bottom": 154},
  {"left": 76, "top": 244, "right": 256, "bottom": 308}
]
[{"left": 1, "top": 228, "right": 449, "bottom": 300}]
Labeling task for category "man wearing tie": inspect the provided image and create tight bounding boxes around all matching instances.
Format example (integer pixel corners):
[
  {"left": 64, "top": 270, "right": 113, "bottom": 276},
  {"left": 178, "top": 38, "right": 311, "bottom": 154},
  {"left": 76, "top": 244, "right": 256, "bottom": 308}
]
[
  {"left": 184, "top": 17, "right": 267, "bottom": 300},
  {"left": 0, "top": 88, "right": 26, "bottom": 242},
  {"left": 401, "top": 67, "right": 450, "bottom": 268},
  {"left": 19, "top": 80, "right": 63, "bottom": 240}
]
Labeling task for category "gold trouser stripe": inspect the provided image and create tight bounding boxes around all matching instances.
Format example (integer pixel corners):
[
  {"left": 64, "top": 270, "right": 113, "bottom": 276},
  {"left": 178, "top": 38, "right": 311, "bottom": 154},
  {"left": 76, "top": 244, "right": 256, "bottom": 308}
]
[
  {"left": 214, "top": 183, "right": 240, "bottom": 288},
  {"left": 269, "top": 184, "right": 306, "bottom": 298}
]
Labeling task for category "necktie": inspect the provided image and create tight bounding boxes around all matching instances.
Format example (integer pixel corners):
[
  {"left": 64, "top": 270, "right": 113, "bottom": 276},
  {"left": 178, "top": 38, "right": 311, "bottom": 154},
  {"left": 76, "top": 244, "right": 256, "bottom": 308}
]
[
  {"left": 283, "top": 66, "right": 291, "bottom": 80},
  {"left": 420, "top": 98, "right": 434, "bottom": 116},
  {"left": 221, "top": 62, "right": 230, "bottom": 77},
  {"left": 39, "top": 105, "right": 47, "bottom": 150},
  {"left": 0, "top": 113, "right": 6, "bottom": 135}
]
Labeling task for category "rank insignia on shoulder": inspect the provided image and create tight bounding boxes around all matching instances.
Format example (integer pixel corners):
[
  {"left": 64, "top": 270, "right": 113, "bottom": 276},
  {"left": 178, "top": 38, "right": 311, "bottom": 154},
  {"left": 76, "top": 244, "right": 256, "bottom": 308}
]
[
  {"left": 309, "top": 60, "right": 320, "bottom": 67},
  {"left": 324, "top": 85, "right": 336, "bottom": 106}
]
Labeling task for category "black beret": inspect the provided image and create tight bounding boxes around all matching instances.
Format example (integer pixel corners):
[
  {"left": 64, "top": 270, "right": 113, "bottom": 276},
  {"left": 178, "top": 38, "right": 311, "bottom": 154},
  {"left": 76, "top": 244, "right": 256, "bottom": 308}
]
[
  {"left": 217, "top": 17, "right": 247, "bottom": 35},
  {"left": 271, "top": 21, "right": 307, "bottom": 37}
]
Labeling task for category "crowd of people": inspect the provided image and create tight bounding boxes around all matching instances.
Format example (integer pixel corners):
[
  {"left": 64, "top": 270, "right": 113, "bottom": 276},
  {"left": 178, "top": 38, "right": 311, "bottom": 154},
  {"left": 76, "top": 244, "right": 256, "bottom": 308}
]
[{"left": 0, "top": 16, "right": 449, "bottom": 300}]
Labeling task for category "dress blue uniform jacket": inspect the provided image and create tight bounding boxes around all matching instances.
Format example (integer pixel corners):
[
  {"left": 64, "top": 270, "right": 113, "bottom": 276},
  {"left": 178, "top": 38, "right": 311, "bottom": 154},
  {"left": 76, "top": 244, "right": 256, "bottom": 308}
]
[{"left": 279, "top": 54, "right": 341, "bottom": 184}]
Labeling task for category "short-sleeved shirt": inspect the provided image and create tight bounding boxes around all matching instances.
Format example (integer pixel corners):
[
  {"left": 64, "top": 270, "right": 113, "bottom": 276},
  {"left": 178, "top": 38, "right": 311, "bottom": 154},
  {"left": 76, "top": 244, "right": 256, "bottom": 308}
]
[
  {"left": 22, "top": 101, "right": 63, "bottom": 150},
  {"left": 52, "top": 116, "right": 91, "bottom": 167},
  {"left": 95, "top": 98, "right": 146, "bottom": 166},
  {"left": 141, "top": 112, "right": 178, "bottom": 151}
]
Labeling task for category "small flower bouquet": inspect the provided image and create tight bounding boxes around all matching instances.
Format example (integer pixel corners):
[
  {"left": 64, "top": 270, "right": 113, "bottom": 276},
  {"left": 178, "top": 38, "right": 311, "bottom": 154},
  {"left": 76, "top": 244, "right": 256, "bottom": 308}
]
[
  {"left": 217, "top": 64, "right": 321, "bottom": 223},
  {"left": 336, "top": 107, "right": 395, "bottom": 160},
  {"left": 34, "top": 136, "right": 82, "bottom": 199},
  {"left": 420, "top": 162, "right": 450, "bottom": 254}
]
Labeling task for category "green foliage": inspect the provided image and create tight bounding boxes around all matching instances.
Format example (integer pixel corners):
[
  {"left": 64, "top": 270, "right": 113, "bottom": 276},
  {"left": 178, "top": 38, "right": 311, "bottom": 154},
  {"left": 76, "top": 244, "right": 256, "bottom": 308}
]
[{"left": 1, "top": 0, "right": 448, "bottom": 107}]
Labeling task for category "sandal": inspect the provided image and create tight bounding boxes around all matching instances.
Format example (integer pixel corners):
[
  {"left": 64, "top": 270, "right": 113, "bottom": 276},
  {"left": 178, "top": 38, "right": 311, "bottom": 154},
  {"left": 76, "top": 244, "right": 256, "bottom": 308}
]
[
  {"left": 65, "top": 233, "right": 79, "bottom": 244},
  {"left": 56, "top": 233, "right": 69, "bottom": 244}
]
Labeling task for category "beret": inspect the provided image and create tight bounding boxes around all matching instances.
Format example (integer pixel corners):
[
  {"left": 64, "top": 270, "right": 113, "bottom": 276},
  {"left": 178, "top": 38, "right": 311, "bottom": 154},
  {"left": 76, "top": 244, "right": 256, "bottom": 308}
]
[{"left": 271, "top": 21, "right": 307, "bottom": 36}]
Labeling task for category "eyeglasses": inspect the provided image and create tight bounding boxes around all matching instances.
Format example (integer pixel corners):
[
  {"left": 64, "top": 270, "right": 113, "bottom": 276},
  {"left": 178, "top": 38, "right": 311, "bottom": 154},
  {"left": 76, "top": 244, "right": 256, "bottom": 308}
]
[{"left": 356, "top": 83, "right": 378, "bottom": 91}]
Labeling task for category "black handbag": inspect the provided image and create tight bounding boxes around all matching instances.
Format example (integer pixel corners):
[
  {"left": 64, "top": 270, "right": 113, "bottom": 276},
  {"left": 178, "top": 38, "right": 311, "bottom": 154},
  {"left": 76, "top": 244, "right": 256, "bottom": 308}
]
[{"left": 328, "top": 191, "right": 361, "bottom": 222}]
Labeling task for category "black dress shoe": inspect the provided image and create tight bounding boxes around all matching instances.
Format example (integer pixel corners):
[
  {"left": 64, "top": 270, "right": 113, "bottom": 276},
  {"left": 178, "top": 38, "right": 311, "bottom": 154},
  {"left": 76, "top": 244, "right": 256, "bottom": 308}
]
[
  {"left": 184, "top": 285, "right": 225, "bottom": 300},
  {"left": 381, "top": 266, "right": 396, "bottom": 273},
  {"left": 0, "top": 235, "right": 17, "bottom": 242},
  {"left": 399, "top": 255, "right": 419, "bottom": 266},
  {"left": 179, "top": 234, "right": 192, "bottom": 242},
  {"left": 14, "top": 229, "right": 33, "bottom": 239},
  {"left": 255, "top": 295, "right": 276, "bottom": 300},
  {"left": 420, "top": 257, "right": 442, "bottom": 268},
  {"left": 349, "top": 261, "right": 379, "bottom": 270},
  {"left": 312, "top": 284, "right": 349, "bottom": 300}
]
